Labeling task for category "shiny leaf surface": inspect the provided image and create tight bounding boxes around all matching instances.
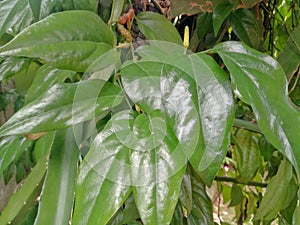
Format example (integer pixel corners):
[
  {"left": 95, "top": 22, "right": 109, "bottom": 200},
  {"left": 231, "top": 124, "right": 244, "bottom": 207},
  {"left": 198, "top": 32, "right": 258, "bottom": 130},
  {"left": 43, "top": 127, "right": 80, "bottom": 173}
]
[
  {"left": 215, "top": 41, "right": 300, "bottom": 180},
  {"left": 0, "top": 11, "right": 114, "bottom": 71},
  {"left": 254, "top": 160, "right": 298, "bottom": 220},
  {"left": 73, "top": 112, "right": 132, "bottom": 225},
  {"left": 131, "top": 110, "right": 186, "bottom": 224},
  {"left": 0, "top": 80, "right": 123, "bottom": 136},
  {"left": 123, "top": 43, "right": 234, "bottom": 185},
  {"left": 75, "top": 110, "right": 186, "bottom": 225},
  {"left": 0, "top": 136, "right": 32, "bottom": 176},
  {"left": 34, "top": 128, "right": 79, "bottom": 225},
  {"left": 136, "top": 12, "right": 182, "bottom": 45},
  {"left": 0, "top": 57, "right": 31, "bottom": 81},
  {"left": 0, "top": 158, "right": 47, "bottom": 225},
  {"left": 0, "top": 0, "right": 34, "bottom": 37},
  {"left": 25, "top": 65, "right": 75, "bottom": 103}
]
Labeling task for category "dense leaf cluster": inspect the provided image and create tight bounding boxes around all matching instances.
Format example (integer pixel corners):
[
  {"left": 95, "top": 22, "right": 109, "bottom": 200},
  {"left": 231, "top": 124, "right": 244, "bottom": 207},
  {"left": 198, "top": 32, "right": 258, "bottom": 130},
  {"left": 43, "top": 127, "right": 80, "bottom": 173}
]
[{"left": 0, "top": 0, "right": 299, "bottom": 225}]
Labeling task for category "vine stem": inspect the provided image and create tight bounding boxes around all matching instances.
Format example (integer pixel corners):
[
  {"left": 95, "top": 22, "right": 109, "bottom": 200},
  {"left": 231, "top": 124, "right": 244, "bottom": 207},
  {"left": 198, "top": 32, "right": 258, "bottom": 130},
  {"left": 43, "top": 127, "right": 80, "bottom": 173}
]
[
  {"left": 214, "top": 176, "right": 268, "bottom": 188},
  {"left": 233, "top": 118, "right": 262, "bottom": 134}
]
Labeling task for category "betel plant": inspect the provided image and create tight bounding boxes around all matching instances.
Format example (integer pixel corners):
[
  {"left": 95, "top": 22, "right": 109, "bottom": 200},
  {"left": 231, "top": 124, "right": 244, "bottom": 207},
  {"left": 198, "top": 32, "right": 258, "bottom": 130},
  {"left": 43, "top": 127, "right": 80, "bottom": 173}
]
[{"left": 0, "top": 0, "right": 299, "bottom": 224}]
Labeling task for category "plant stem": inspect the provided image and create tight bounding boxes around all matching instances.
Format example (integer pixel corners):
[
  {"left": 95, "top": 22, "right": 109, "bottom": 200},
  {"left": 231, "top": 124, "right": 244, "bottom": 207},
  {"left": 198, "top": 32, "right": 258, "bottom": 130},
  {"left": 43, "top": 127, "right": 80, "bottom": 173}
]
[
  {"left": 233, "top": 118, "right": 262, "bottom": 134},
  {"left": 214, "top": 176, "right": 268, "bottom": 188}
]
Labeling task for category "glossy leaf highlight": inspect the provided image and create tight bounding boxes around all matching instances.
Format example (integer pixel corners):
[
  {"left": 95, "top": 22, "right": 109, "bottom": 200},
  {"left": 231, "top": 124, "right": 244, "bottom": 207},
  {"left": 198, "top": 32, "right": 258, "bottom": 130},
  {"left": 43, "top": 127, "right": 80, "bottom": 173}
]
[
  {"left": 123, "top": 43, "right": 234, "bottom": 184},
  {"left": 215, "top": 41, "right": 300, "bottom": 180},
  {"left": 0, "top": 80, "right": 123, "bottom": 136},
  {"left": 0, "top": 11, "right": 114, "bottom": 71}
]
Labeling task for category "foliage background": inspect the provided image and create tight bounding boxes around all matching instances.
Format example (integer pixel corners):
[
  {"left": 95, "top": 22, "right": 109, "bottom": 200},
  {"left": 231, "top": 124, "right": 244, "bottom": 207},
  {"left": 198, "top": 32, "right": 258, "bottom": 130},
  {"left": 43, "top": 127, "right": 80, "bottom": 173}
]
[{"left": 0, "top": 0, "right": 299, "bottom": 225}]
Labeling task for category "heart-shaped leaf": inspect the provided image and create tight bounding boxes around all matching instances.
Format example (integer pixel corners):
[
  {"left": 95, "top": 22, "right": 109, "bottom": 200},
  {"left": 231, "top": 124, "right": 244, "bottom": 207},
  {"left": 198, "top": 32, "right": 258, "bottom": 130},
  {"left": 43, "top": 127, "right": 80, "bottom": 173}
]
[{"left": 122, "top": 42, "right": 235, "bottom": 185}]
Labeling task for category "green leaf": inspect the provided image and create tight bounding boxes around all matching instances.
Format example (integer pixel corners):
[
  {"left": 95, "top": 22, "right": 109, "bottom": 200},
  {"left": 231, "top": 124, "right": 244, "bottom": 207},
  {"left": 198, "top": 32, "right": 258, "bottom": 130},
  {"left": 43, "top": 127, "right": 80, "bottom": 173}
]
[
  {"left": 72, "top": 0, "right": 98, "bottom": 12},
  {"left": 293, "top": 203, "right": 300, "bottom": 225},
  {"left": 0, "top": 11, "right": 114, "bottom": 71},
  {"left": 136, "top": 12, "right": 182, "bottom": 45},
  {"left": 0, "top": 158, "right": 47, "bottom": 225},
  {"left": 108, "top": 0, "right": 125, "bottom": 25},
  {"left": 13, "top": 60, "right": 40, "bottom": 95},
  {"left": 230, "top": 9, "right": 263, "bottom": 50},
  {"left": 107, "top": 194, "right": 140, "bottom": 225},
  {"left": 0, "top": 0, "right": 34, "bottom": 38},
  {"left": 171, "top": 203, "right": 186, "bottom": 225},
  {"left": 84, "top": 48, "right": 121, "bottom": 80},
  {"left": 0, "top": 57, "right": 31, "bottom": 81},
  {"left": 34, "top": 128, "right": 79, "bottom": 225},
  {"left": 33, "top": 132, "right": 55, "bottom": 161},
  {"left": 73, "top": 114, "right": 132, "bottom": 225},
  {"left": 258, "top": 135, "right": 276, "bottom": 161},
  {"left": 229, "top": 184, "right": 243, "bottom": 207},
  {"left": 186, "top": 166, "right": 214, "bottom": 225},
  {"left": 179, "top": 172, "right": 193, "bottom": 213},
  {"left": 0, "top": 80, "right": 123, "bottom": 136},
  {"left": 0, "top": 136, "right": 32, "bottom": 176},
  {"left": 74, "top": 110, "right": 186, "bottom": 225},
  {"left": 254, "top": 160, "right": 298, "bottom": 220},
  {"left": 278, "top": 23, "right": 300, "bottom": 79},
  {"left": 0, "top": 90, "right": 16, "bottom": 111},
  {"left": 232, "top": 129, "right": 261, "bottom": 183},
  {"left": 195, "top": 13, "right": 213, "bottom": 40},
  {"left": 123, "top": 43, "right": 234, "bottom": 185},
  {"left": 212, "top": 0, "right": 233, "bottom": 35},
  {"left": 25, "top": 65, "right": 75, "bottom": 103},
  {"left": 215, "top": 41, "right": 300, "bottom": 180},
  {"left": 280, "top": 195, "right": 298, "bottom": 224},
  {"left": 28, "top": 0, "right": 56, "bottom": 20}
]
